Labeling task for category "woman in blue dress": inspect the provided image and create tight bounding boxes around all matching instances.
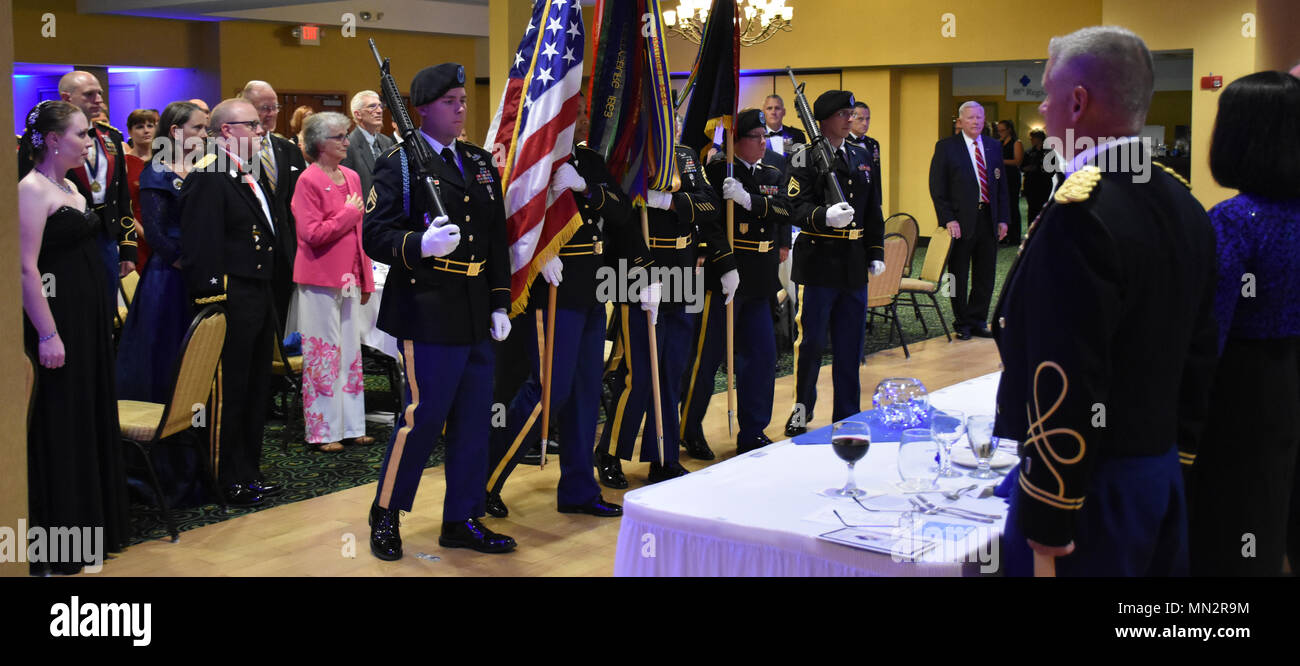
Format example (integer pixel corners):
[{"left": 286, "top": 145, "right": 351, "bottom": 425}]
[{"left": 116, "top": 101, "right": 209, "bottom": 507}]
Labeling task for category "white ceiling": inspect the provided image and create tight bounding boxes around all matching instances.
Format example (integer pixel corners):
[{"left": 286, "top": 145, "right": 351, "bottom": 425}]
[{"left": 77, "top": 0, "right": 492, "bottom": 36}]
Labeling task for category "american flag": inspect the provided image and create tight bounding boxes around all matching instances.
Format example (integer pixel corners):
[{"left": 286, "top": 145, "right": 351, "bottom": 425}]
[{"left": 486, "top": 0, "right": 586, "bottom": 317}]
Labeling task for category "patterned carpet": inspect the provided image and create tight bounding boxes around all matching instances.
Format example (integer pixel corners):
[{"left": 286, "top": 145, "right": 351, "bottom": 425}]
[{"left": 128, "top": 230, "right": 1023, "bottom": 544}]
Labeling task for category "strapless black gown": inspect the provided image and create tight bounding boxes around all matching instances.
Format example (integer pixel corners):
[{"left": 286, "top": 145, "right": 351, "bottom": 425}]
[{"left": 24, "top": 206, "right": 130, "bottom": 574}]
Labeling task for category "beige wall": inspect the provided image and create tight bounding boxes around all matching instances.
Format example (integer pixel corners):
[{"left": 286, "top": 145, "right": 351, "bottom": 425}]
[{"left": 1, "top": 0, "right": 27, "bottom": 579}]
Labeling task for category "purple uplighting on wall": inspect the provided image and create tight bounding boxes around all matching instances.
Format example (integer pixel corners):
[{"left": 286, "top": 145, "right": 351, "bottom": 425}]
[{"left": 13, "top": 63, "right": 211, "bottom": 137}]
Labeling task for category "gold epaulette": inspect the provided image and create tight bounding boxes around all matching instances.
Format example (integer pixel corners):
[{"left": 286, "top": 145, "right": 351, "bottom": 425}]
[
  {"left": 194, "top": 153, "right": 218, "bottom": 170},
  {"left": 1153, "top": 161, "right": 1192, "bottom": 190},
  {"left": 1053, "top": 165, "right": 1101, "bottom": 204},
  {"left": 94, "top": 119, "right": 120, "bottom": 133}
]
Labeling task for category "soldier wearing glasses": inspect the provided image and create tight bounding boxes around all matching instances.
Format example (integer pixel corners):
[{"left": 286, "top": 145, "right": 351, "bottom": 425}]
[{"left": 680, "top": 109, "right": 790, "bottom": 458}]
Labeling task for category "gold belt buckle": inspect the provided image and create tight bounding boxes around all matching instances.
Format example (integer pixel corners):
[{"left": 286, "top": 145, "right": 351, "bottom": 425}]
[
  {"left": 675, "top": 236, "right": 688, "bottom": 249},
  {"left": 757, "top": 240, "right": 772, "bottom": 253},
  {"left": 847, "top": 229, "right": 863, "bottom": 240},
  {"left": 594, "top": 241, "right": 604, "bottom": 255},
  {"left": 465, "top": 261, "right": 481, "bottom": 277}
]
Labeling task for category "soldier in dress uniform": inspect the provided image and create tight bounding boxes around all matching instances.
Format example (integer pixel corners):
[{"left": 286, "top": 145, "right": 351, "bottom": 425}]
[
  {"left": 846, "top": 101, "right": 883, "bottom": 211},
  {"left": 781, "top": 91, "right": 886, "bottom": 437},
  {"left": 179, "top": 98, "right": 282, "bottom": 506},
  {"left": 679, "top": 109, "right": 790, "bottom": 458},
  {"left": 595, "top": 144, "right": 730, "bottom": 487},
  {"left": 19, "top": 71, "right": 137, "bottom": 300},
  {"left": 363, "top": 63, "right": 517, "bottom": 560},
  {"left": 993, "top": 27, "right": 1218, "bottom": 576},
  {"left": 483, "top": 93, "right": 635, "bottom": 519}
]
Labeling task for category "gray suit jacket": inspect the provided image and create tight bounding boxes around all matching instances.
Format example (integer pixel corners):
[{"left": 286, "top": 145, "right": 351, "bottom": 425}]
[{"left": 341, "top": 127, "right": 395, "bottom": 198}]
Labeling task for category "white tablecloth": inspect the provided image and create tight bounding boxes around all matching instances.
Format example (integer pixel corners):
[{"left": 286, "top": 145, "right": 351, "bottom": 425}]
[{"left": 613, "top": 372, "right": 1013, "bottom": 576}]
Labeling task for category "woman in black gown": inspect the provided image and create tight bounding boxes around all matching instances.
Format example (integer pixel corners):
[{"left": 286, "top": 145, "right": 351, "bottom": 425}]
[
  {"left": 996, "top": 120, "right": 1024, "bottom": 245},
  {"left": 19, "top": 100, "right": 131, "bottom": 574}
]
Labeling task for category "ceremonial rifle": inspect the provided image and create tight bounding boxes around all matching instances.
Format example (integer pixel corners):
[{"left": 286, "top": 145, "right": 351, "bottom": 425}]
[
  {"left": 786, "top": 67, "right": 846, "bottom": 205},
  {"left": 370, "top": 38, "right": 448, "bottom": 221}
]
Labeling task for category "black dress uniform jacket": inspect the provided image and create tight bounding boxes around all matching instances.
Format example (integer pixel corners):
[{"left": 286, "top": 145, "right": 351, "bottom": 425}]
[
  {"left": 704, "top": 155, "right": 791, "bottom": 301},
  {"left": 261, "top": 133, "right": 306, "bottom": 322},
  {"left": 992, "top": 152, "right": 1219, "bottom": 547},
  {"left": 363, "top": 138, "right": 510, "bottom": 345},
  {"left": 783, "top": 140, "right": 885, "bottom": 288},
  {"left": 179, "top": 145, "right": 278, "bottom": 301},
  {"left": 527, "top": 144, "right": 647, "bottom": 311},
  {"left": 19, "top": 120, "right": 137, "bottom": 263},
  {"left": 846, "top": 133, "right": 883, "bottom": 210}
]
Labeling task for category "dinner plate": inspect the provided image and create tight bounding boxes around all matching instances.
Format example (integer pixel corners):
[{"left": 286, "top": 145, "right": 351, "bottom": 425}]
[{"left": 949, "top": 448, "right": 1018, "bottom": 469}]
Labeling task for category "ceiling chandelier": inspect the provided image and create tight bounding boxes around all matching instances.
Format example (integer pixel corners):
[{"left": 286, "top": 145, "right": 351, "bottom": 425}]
[{"left": 662, "top": 0, "right": 794, "bottom": 47}]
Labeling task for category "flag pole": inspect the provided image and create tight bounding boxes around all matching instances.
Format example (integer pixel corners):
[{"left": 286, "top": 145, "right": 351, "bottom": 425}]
[
  {"left": 1034, "top": 552, "right": 1057, "bottom": 577},
  {"left": 641, "top": 204, "right": 666, "bottom": 465},
  {"left": 725, "top": 123, "right": 736, "bottom": 438},
  {"left": 539, "top": 283, "right": 558, "bottom": 469}
]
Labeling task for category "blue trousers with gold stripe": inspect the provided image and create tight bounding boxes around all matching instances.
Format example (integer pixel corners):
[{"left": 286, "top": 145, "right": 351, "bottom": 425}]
[
  {"left": 680, "top": 291, "right": 777, "bottom": 443},
  {"left": 791, "top": 283, "right": 869, "bottom": 426},
  {"left": 374, "top": 338, "right": 493, "bottom": 522},
  {"left": 486, "top": 303, "right": 603, "bottom": 505},
  {"left": 1001, "top": 446, "right": 1189, "bottom": 576},
  {"left": 599, "top": 304, "right": 694, "bottom": 464}
]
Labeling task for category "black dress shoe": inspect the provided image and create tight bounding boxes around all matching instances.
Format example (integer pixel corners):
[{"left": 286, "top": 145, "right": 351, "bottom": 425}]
[
  {"left": 249, "top": 478, "right": 281, "bottom": 496},
  {"left": 224, "top": 483, "right": 264, "bottom": 506},
  {"left": 558, "top": 496, "right": 623, "bottom": 517},
  {"left": 369, "top": 503, "right": 402, "bottom": 561},
  {"left": 970, "top": 325, "right": 993, "bottom": 338},
  {"left": 595, "top": 452, "right": 628, "bottom": 489},
  {"left": 737, "top": 432, "right": 774, "bottom": 455},
  {"left": 680, "top": 435, "right": 715, "bottom": 460},
  {"left": 439, "top": 518, "right": 516, "bottom": 553},
  {"left": 486, "top": 491, "right": 508, "bottom": 518},
  {"left": 648, "top": 461, "right": 689, "bottom": 483},
  {"left": 784, "top": 412, "right": 807, "bottom": 437},
  {"left": 955, "top": 326, "right": 972, "bottom": 341}
]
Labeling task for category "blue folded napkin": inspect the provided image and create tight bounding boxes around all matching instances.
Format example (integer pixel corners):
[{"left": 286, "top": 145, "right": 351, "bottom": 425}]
[{"left": 791, "top": 408, "right": 933, "bottom": 445}]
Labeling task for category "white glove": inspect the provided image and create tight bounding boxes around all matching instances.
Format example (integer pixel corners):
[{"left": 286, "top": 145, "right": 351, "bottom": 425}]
[
  {"left": 490, "top": 309, "right": 511, "bottom": 341},
  {"left": 550, "top": 163, "right": 587, "bottom": 196},
  {"left": 646, "top": 189, "right": 673, "bottom": 210},
  {"left": 869, "top": 260, "right": 886, "bottom": 277},
  {"left": 640, "top": 281, "right": 662, "bottom": 325},
  {"left": 720, "top": 269, "right": 740, "bottom": 305},
  {"left": 721, "top": 177, "right": 751, "bottom": 211},
  {"left": 825, "top": 202, "right": 854, "bottom": 229},
  {"left": 541, "top": 256, "right": 563, "bottom": 286},
  {"left": 420, "top": 218, "right": 459, "bottom": 257}
]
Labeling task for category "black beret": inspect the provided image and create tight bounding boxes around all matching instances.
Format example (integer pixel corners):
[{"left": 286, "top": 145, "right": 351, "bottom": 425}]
[
  {"left": 813, "top": 90, "right": 856, "bottom": 122},
  {"left": 411, "top": 63, "right": 467, "bottom": 107},
  {"left": 736, "top": 108, "right": 765, "bottom": 137}
]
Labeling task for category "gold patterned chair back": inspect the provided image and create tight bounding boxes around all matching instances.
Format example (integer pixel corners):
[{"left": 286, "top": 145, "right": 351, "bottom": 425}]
[
  {"left": 884, "top": 213, "right": 920, "bottom": 276},
  {"left": 867, "top": 234, "right": 910, "bottom": 308},
  {"left": 918, "top": 228, "right": 953, "bottom": 284},
  {"left": 159, "top": 307, "right": 227, "bottom": 440}
]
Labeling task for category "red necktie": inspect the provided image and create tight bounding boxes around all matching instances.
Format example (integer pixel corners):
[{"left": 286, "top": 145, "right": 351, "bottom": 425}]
[{"left": 974, "top": 139, "right": 990, "bottom": 204}]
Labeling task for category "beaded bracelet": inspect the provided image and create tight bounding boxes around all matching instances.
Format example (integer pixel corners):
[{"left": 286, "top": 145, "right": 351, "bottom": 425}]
[{"left": 39, "top": 331, "right": 57, "bottom": 343}]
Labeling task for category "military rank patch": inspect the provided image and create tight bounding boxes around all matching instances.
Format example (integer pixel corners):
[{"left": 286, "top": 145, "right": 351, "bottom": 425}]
[
  {"left": 787, "top": 178, "right": 800, "bottom": 197},
  {"left": 1053, "top": 165, "right": 1101, "bottom": 204},
  {"left": 365, "top": 186, "right": 378, "bottom": 213}
]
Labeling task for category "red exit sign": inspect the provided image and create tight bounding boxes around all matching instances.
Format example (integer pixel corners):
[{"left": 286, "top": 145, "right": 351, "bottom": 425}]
[{"left": 292, "top": 25, "right": 321, "bottom": 45}]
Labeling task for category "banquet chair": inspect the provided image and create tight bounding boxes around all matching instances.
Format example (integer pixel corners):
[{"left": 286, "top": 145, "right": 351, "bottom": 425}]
[
  {"left": 114, "top": 269, "right": 141, "bottom": 330},
  {"left": 117, "top": 305, "right": 227, "bottom": 542},
  {"left": 864, "top": 233, "right": 912, "bottom": 359},
  {"left": 884, "top": 213, "right": 920, "bottom": 277},
  {"left": 270, "top": 328, "right": 305, "bottom": 452},
  {"left": 897, "top": 228, "right": 954, "bottom": 342}
]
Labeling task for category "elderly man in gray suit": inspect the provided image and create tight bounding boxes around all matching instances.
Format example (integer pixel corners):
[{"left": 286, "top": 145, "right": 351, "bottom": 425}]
[{"left": 341, "top": 90, "right": 395, "bottom": 198}]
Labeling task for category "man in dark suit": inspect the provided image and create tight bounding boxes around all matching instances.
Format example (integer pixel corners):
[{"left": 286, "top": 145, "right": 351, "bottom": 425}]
[
  {"left": 762, "top": 94, "right": 807, "bottom": 157},
  {"left": 993, "top": 26, "right": 1218, "bottom": 576},
  {"left": 363, "top": 63, "right": 516, "bottom": 560},
  {"left": 928, "top": 100, "right": 1010, "bottom": 340},
  {"left": 341, "top": 90, "right": 395, "bottom": 201},
  {"left": 19, "top": 71, "right": 137, "bottom": 297},
  {"left": 241, "top": 80, "right": 305, "bottom": 330},
  {"left": 180, "top": 98, "right": 281, "bottom": 506}
]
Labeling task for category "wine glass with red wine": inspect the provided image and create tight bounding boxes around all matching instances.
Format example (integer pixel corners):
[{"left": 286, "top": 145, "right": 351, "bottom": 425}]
[{"left": 824, "top": 420, "right": 871, "bottom": 498}]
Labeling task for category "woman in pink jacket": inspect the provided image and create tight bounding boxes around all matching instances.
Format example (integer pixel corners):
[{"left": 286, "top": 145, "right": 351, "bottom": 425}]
[{"left": 291, "top": 112, "right": 376, "bottom": 452}]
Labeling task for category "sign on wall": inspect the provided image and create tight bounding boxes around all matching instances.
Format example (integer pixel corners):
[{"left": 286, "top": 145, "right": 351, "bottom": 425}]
[{"left": 1006, "top": 66, "right": 1046, "bottom": 102}]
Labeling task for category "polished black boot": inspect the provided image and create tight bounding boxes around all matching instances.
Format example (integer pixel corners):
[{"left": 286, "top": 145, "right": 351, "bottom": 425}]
[
  {"left": 680, "top": 435, "right": 715, "bottom": 460},
  {"left": 439, "top": 518, "right": 517, "bottom": 553},
  {"left": 486, "top": 491, "right": 509, "bottom": 518},
  {"left": 224, "top": 483, "right": 264, "bottom": 507},
  {"left": 595, "top": 452, "right": 628, "bottom": 489},
  {"left": 784, "top": 411, "right": 807, "bottom": 437},
  {"left": 249, "top": 478, "right": 281, "bottom": 496},
  {"left": 558, "top": 496, "right": 623, "bottom": 517},
  {"left": 737, "top": 432, "right": 774, "bottom": 455},
  {"left": 369, "top": 502, "right": 403, "bottom": 561},
  {"left": 648, "top": 461, "right": 689, "bottom": 483}
]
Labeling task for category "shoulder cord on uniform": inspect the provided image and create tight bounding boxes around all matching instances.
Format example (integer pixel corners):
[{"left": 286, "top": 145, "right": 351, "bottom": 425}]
[{"left": 399, "top": 148, "right": 411, "bottom": 218}]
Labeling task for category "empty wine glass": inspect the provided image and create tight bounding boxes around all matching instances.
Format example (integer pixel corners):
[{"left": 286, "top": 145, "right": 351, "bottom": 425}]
[
  {"left": 965, "top": 415, "right": 999, "bottom": 479},
  {"left": 930, "top": 408, "right": 965, "bottom": 478},
  {"left": 897, "top": 428, "right": 939, "bottom": 492},
  {"left": 823, "top": 421, "right": 870, "bottom": 498}
]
